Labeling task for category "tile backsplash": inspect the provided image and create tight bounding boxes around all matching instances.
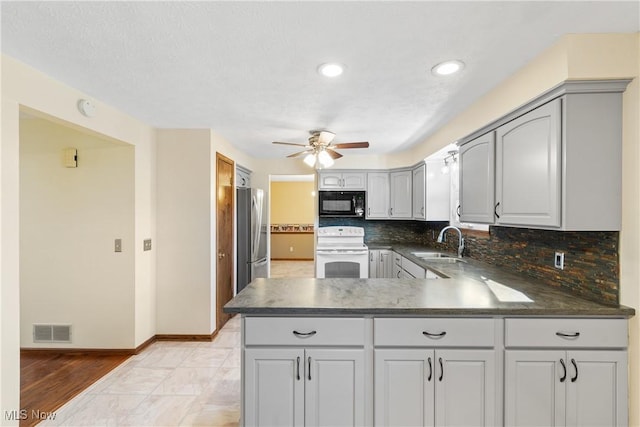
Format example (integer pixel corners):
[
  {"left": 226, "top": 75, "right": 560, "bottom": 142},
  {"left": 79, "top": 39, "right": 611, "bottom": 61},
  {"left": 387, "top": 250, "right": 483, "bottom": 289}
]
[{"left": 318, "top": 217, "right": 619, "bottom": 304}]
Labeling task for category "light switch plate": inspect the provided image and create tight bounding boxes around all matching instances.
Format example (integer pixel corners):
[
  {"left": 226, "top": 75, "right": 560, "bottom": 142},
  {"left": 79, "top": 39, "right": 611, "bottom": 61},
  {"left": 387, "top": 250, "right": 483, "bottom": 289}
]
[
  {"left": 115, "top": 239, "right": 122, "bottom": 253},
  {"left": 143, "top": 239, "right": 152, "bottom": 251}
]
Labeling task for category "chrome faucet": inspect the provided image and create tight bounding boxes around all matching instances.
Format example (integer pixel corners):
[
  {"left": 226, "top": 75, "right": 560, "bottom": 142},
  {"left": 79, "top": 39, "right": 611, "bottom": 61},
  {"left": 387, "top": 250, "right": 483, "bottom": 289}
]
[{"left": 437, "top": 226, "right": 465, "bottom": 258}]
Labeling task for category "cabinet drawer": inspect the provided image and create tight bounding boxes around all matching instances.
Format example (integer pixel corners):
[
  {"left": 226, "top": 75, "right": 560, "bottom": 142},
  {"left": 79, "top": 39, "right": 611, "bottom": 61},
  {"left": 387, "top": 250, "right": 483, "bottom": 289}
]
[
  {"left": 245, "top": 317, "right": 365, "bottom": 346},
  {"left": 505, "top": 318, "right": 628, "bottom": 348},
  {"left": 374, "top": 318, "right": 495, "bottom": 347}
]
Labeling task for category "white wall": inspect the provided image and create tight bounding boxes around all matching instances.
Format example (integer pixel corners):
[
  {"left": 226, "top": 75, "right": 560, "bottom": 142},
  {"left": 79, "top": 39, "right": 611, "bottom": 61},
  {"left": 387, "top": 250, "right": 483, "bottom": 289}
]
[
  {"left": 20, "top": 118, "right": 135, "bottom": 348},
  {"left": 1, "top": 54, "right": 156, "bottom": 421},
  {"left": 156, "top": 129, "right": 213, "bottom": 335}
]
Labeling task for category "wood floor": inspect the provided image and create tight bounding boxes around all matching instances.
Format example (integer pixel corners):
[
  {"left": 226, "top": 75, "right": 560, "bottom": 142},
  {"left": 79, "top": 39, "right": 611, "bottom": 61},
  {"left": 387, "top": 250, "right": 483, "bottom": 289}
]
[{"left": 20, "top": 350, "right": 130, "bottom": 427}]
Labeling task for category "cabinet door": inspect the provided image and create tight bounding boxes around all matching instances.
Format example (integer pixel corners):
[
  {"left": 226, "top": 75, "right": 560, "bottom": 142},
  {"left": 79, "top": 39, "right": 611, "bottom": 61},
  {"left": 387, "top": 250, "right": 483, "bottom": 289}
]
[
  {"left": 342, "top": 172, "right": 366, "bottom": 190},
  {"left": 244, "top": 348, "right": 304, "bottom": 427},
  {"left": 565, "top": 350, "right": 628, "bottom": 427},
  {"left": 496, "top": 99, "right": 561, "bottom": 227},
  {"left": 412, "top": 164, "right": 426, "bottom": 220},
  {"left": 305, "top": 348, "right": 366, "bottom": 427},
  {"left": 425, "top": 161, "right": 451, "bottom": 221},
  {"left": 459, "top": 132, "right": 495, "bottom": 223},
  {"left": 367, "top": 173, "right": 390, "bottom": 219},
  {"left": 369, "top": 250, "right": 379, "bottom": 278},
  {"left": 434, "top": 349, "right": 496, "bottom": 427},
  {"left": 318, "top": 173, "right": 344, "bottom": 190},
  {"left": 390, "top": 170, "right": 412, "bottom": 218},
  {"left": 374, "top": 349, "right": 434, "bottom": 427},
  {"left": 505, "top": 350, "right": 566, "bottom": 427},
  {"left": 379, "top": 250, "right": 393, "bottom": 279}
]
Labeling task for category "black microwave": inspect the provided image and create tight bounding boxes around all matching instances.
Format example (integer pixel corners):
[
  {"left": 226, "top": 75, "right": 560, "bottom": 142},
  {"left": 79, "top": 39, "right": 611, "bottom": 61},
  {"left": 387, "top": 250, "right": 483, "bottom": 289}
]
[{"left": 319, "top": 191, "right": 365, "bottom": 217}]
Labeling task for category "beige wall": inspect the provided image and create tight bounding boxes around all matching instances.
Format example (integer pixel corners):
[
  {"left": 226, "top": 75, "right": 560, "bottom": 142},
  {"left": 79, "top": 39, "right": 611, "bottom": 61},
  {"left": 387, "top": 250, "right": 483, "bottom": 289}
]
[
  {"left": 20, "top": 118, "right": 135, "bottom": 349},
  {"left": 1, "top": 54, "right": 157, "bottom": 423},
  {"left": 271, "top": 234, "right": 314, "bottom": 260},
  {"left": 270, "top": 181, "right": 315, "bottom": 224}
]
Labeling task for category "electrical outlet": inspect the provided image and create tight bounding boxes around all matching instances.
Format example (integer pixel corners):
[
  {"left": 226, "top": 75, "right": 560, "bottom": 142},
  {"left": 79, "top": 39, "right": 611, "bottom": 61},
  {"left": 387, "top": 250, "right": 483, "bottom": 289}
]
[
  {"left": 143, "top": 239, "right": 152, "bottom": 251},
  {"left": 554, "top": 252, "right": 564, "bottom": 270},
  {"left": 289, "top": 246, "right": 294, "bottom": 252}
]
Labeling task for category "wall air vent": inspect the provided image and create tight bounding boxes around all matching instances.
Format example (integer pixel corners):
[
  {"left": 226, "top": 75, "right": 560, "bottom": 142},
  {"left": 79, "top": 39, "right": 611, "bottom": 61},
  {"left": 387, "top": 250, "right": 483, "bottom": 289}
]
[{"left": 33, "top": 324, "right": 72, "bottom": 343}]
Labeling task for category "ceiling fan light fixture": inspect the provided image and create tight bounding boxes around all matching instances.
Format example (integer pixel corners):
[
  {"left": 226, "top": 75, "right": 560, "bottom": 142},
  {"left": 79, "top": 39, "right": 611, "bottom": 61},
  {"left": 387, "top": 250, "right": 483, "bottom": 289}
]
[
  {"left": 317, "top": 150, "right": 334, "bottom": 168},
  {"left": 303, "top": 153, "right": 317, "bottom": 168},
  {"left": 318, "top": 63, "right": 344, "bottom": 78},
  {"left": 431, "top": 60, "right": 465, "bottom": 76}
]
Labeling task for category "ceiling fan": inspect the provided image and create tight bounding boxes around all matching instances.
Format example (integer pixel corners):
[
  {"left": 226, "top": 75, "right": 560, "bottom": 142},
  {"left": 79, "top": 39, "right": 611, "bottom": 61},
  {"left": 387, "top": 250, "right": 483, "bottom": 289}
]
[{"left": 272, "top": 130, "right": 370, "bottom": 168}]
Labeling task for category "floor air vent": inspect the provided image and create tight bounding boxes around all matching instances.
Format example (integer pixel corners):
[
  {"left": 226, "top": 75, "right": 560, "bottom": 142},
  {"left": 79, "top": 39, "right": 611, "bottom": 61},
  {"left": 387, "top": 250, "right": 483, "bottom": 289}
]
[{"left": 33, "top": 324, "right": 72, "bottom": 343}]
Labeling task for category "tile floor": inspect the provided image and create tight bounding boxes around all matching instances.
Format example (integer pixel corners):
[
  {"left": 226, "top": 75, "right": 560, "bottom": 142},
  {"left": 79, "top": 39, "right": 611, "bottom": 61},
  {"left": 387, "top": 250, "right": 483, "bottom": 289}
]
[
  {"left": 40, "top": 316, "right": 242, "bottom": 427},
  {"left": 270, "top": 260, "right": 315, "bottom": 278}
]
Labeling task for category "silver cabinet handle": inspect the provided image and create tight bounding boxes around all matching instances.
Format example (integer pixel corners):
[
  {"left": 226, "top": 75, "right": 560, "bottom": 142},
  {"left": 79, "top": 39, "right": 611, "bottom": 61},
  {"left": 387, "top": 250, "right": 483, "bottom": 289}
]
[
  {"left": 307, "top": 356, "right": 312, "bottom": 381},
  {"left": 370, "top": 252, "right": 374, "bottom": 262},
  {"left": 438, "top": 357, "right": 444, "bottom": 382},
  {"left": 571, "top": 358, "right": 578, "bottom": 382},
  {"left": 396, "top": 270, "right": 401, "bottom": 278},
  {"left": 368, "top": 207, "right": 370, "bottom": 216},
  {"left": 293, "top": 330, "right": 317, "bottom": 338},
  {"left": 390, "top": 207, "right": 393, "bottom": 216},
  {"left": 296, "top": 356, "right": 301, "bottom": 380},
  {"left": 423, "top": 331, "right": 446, "bottom": 338},
  {"left": 427, "top": 357, "right": 432, "bottom": 382},
  {"left": 421, "top": 207, "right": 424, "bottom": 216},
  {"left": 556, "top": 331, "right": 580, "bottom": 338},
  {"left": 560, "top": 359, "right": 567, "bottom": 382}
]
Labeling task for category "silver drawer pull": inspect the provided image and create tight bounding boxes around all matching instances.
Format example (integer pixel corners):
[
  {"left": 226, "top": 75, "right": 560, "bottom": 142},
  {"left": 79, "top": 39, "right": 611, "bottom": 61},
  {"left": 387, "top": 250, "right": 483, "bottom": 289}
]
[
  {"left": 293, "top": 330, "right": 317, "bottom": 338},
  {"left": 556, "top": 331, "right": 580, "bottom": 338},
  {"left": 423, "top": 331, "right": 446, "bottom": 338}
]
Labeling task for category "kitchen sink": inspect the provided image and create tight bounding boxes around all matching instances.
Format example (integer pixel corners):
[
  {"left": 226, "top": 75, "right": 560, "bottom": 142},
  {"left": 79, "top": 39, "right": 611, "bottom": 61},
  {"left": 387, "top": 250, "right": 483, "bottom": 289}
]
[
  {"left": 411, "top": 252, "right": 466, "bottom": 263},
  {"left": 411, "top": 252, "right": 451, "bottom": 258}
]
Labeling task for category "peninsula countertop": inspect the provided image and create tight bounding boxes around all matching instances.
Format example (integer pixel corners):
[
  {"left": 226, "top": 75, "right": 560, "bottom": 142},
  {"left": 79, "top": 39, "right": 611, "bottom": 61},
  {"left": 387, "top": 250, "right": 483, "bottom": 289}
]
[{"left": 224, "top": 248, "right": 635, "bottom": 317}]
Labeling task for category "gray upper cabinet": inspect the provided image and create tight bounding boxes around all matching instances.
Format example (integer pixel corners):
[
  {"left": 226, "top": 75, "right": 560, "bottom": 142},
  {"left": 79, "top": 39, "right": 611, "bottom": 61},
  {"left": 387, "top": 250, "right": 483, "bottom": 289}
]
[
  {"left": 366, "top": 172, "right": 390, "bottom": 219},
  {"left": 496, "top": 99, "right": 561, "bottom": 227},
  {"left": 413, "top": 162, "right": 451, "bottom": 221},
  {"left": 318, "top": 171, "right": 366, "bottom": 190},
  {"left": 389, "top": 170, "right": 412, "bottom": 218},
  {"left": 459, "top": 134, "right": 495, "bottom": 224},
  {"left": 458, "top": 79, "right": 629, "bottom": 231}
]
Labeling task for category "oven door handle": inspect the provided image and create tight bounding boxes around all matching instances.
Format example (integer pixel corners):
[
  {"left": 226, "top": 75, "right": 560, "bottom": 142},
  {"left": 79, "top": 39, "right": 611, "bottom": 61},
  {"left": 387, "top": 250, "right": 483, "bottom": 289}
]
[{"left": 316, "top": 250, "right": 369, "bottom": 255}]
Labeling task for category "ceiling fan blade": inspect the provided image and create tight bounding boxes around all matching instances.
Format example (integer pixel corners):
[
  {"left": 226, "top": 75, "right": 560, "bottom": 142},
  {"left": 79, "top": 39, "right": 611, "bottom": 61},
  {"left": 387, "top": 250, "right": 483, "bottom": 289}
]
[
  {"left": 325, "top": 148, "right": 343, "bottom": 159},
  {"left": 317, "top": 131, "right": 336, "bottom": 145},
  {"left": 287, "top": 150, "right": 312, "bottom": 158},
  {"left": 273, "top": 141, "right": 308, "bottom": 147},
  {"left": 332, "top": 141, "right": 370, "bottom": 149}
]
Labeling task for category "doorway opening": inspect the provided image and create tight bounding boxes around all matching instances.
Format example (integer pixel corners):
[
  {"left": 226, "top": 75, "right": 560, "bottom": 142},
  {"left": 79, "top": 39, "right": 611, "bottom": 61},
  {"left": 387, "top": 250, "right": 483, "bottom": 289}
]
[{"left": 269, "top": 174, "right": 316, "bottom": 278}]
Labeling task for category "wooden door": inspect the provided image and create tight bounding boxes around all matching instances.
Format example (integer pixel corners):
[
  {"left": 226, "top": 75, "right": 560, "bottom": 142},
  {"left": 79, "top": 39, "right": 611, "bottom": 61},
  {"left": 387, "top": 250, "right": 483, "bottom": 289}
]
[{"left": 216, "top": 153, "right": 234, "bottom": 330}]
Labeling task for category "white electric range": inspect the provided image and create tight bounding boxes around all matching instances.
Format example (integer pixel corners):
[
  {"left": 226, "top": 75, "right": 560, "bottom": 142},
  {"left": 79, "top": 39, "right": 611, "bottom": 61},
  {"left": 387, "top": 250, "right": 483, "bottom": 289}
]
[{"left": 316, "top": 226, "right": 369, "bottom": 278}]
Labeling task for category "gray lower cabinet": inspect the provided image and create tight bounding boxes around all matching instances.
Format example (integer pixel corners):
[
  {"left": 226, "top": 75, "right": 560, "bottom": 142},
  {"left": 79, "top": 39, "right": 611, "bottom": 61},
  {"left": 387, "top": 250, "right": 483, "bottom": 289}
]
[
  {"left": 241, "top": 316, "right": 628, "bottom": 426},
  {"left": 243, "top": 317, "right": 367, "bottom": 427},
  {"left": 504, "top": 318, "right": 628, "bottom": 427},
  {"left": 369, "top": 249, "right": 392, "bottom": 278},
  {"left": 374, "top": 318, "right": 496, "bottom": 427},
  {"left": 374, "top": 349, "right": 495, "bottom": 427}
]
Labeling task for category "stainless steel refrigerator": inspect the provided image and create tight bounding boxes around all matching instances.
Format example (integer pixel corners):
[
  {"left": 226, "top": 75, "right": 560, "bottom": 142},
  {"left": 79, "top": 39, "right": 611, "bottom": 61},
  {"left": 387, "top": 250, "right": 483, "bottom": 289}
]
[{"left": 236, "top": 187, "right": 268, "bottom": 293}]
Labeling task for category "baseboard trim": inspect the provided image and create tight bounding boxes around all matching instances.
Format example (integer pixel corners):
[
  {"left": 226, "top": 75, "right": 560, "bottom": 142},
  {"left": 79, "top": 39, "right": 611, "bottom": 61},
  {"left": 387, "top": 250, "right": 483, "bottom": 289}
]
[
  {"left": 22, "top": 329, "right": 222, "bottom": 356},
  {"left": 20, "top": 348, "right": 135, "bottom": 356}
]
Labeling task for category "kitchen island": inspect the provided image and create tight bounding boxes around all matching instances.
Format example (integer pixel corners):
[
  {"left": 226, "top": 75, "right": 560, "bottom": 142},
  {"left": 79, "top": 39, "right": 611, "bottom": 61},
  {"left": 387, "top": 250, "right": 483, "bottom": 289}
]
[{"left": 224, "top": 255, "right": 634, "bottom": 427}]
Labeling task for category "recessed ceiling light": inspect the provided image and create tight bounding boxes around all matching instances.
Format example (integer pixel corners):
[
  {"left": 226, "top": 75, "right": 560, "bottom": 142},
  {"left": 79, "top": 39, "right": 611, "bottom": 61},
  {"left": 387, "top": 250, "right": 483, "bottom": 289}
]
[
  {"left": 431, "top": 60, "right": 465, "bottom": 76},
  {"left": 318, "top": 63, "right": 344, "bottom": 78}
]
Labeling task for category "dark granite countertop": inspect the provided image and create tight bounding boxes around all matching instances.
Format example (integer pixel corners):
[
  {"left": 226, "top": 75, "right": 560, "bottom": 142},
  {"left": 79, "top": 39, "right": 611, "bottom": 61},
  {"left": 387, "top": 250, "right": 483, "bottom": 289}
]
[{"left": 224, "top": 244, "right": 635, "bottom": 317}]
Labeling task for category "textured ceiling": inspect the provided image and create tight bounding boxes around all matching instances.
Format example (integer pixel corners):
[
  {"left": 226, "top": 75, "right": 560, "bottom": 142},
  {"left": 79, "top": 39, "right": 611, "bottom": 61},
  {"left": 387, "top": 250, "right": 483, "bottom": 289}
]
[{"left": 2, "top": 1, "right": 638, "bottom": 158}]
